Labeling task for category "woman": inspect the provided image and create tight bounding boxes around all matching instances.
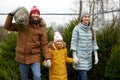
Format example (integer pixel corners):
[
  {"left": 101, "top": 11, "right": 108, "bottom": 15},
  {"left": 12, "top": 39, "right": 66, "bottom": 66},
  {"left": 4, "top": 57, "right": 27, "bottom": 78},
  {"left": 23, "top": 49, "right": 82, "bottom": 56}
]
[{"left": 70, "top": 11, "right": 99, "bottom": 80}]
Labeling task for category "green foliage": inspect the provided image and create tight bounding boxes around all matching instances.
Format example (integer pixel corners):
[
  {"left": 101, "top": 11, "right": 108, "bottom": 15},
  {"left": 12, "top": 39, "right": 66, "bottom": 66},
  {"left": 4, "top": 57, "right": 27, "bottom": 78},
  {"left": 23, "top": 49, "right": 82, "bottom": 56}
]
[
  {"left": 0, "top": 33, "right": 17, "bottom": 58},
  {"left": 46, "top": 27, "right": 54, "bottom": 42},
  {"left": 105, "top": 36, "right": 120, "bottom": 80},
  {"left": 0, "top": 32, "right": 19, "bottom": 80},
  {"left": 105, "top": 46, "right": 120, "bottom": 79},
  {"left": 88, "top": 19, "right": 120, "bottom": 80},
  {"left": 63, "top": 18, "right": 79, "bottom": 53},
  {"left": 0, "top": 58, "right": 19, "bottom": 80},
  {"left": 97, "top": 22, "right": 119, "bottom": 55}
]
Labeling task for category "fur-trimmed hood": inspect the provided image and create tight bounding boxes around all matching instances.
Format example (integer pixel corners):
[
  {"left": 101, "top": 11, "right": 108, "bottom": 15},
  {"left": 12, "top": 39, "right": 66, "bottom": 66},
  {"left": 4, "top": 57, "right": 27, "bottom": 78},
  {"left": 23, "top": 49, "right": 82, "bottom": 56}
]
[{"left": 48, "top": 41, "right": 66, "bottom": 50}]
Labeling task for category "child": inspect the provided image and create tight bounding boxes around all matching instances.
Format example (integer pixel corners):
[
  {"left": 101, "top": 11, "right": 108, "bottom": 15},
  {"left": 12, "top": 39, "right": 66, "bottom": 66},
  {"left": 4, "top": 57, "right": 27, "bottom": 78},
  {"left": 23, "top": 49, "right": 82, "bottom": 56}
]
[{"left": 44, "top": 31, "right": 73, "bottom": 80}]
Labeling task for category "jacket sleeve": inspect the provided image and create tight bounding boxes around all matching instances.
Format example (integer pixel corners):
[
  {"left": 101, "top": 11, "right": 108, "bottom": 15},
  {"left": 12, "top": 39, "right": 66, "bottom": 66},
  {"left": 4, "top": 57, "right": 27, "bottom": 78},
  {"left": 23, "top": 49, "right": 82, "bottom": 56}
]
[
  {"left": 70, "top": 26, "right": 78, "bottom": 51},
  {"left": 92, "top": 31, "right": 99, "bottom": 51},
  {"left": 4, "top": 14, "right": 18, "bottom": 31},
  {"left": 40, "top": 20, "right": 51, "bottom": 59},
  {"left": 43, "top": 48, "right": 52, "bottom": 66},
  {"left": 65, "top": 48, "right": 73, "bottom": 63}
]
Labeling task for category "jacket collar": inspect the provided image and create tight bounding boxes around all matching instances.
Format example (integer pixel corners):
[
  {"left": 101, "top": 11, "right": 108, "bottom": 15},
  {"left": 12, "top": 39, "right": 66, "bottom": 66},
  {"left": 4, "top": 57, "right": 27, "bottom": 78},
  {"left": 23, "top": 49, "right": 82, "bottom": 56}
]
[
  {"left": 29, "top": 17, "right": 46, "bottom": 28},
  {"left": 79, "top": 23, "right": 91, "bottom": 32}
]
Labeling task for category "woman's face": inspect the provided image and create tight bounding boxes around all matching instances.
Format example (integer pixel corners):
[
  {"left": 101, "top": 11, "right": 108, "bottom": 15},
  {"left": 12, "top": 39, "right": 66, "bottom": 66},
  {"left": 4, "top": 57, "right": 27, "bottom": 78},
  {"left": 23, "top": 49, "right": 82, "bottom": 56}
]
[
  {"left": 31, "top": 12, "right": 40, "bottom": 20},
  {"left": 82, "top": 14, "right": 90, "bottom": 24}
]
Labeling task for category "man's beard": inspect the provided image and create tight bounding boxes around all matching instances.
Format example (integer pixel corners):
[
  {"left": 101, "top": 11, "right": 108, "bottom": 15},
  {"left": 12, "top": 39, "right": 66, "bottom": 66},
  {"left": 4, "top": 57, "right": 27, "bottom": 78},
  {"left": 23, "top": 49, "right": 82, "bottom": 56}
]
[{"left": 31, "top": 16, "right": 41, "bottom": 24}]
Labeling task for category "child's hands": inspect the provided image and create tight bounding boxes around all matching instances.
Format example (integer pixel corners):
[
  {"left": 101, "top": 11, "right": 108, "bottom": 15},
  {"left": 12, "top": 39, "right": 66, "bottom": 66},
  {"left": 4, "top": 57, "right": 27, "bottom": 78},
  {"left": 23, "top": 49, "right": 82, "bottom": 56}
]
[
  {"left": 46, "top": 59, "right": 51, "bottom": 67},
  {"left": 43, "top": 59, "right": 51, "bottom": 67}
]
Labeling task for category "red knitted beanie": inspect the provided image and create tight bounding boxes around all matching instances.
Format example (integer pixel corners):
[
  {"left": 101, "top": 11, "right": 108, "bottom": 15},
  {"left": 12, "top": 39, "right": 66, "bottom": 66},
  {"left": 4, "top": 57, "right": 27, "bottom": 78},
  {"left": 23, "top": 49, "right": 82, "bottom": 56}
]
[{"left": 30, "top": 6, "right": 40, "bottom": 16}]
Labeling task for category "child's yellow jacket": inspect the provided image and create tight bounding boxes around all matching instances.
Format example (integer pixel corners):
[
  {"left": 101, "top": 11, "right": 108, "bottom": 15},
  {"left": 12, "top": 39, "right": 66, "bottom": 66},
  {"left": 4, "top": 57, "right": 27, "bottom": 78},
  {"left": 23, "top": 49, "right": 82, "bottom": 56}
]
[{"left": 44, "top": 41, "right": 73, "bottom": 80}]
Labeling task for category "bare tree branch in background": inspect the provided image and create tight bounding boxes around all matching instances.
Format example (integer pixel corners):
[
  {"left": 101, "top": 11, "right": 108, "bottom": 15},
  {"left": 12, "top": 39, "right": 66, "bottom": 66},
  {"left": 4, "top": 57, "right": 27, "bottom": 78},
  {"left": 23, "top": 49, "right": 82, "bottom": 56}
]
[
  {"left": 78, "top": 0, "right": 82, "bottom": 21},
  {"left": 89, "top": 0, "right": 95, "bottom": 27}
]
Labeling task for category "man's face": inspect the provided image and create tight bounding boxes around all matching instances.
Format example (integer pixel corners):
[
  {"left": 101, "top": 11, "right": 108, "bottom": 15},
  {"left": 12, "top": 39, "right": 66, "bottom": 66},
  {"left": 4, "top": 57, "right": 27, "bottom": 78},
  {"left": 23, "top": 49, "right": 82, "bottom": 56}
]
[
  {"left": 31, "top": 12, "right": 40, "bottom": 20},
  {"left": 82, "top": 14, "right": 90, "bottom": 24}
]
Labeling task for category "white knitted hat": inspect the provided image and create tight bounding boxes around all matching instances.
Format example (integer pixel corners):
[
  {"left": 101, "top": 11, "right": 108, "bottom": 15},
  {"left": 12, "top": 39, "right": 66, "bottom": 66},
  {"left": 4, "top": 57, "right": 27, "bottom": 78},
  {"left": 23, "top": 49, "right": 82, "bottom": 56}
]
[{"left": 54, "top": 31, "right": 63, "bottom": 42}]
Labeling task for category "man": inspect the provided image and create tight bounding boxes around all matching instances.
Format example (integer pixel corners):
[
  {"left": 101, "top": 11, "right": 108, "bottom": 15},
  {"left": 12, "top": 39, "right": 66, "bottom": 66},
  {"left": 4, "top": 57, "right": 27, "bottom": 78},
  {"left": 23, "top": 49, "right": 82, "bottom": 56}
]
[{"left": 4, "top": 6, "right": 51, "bottom": 80}]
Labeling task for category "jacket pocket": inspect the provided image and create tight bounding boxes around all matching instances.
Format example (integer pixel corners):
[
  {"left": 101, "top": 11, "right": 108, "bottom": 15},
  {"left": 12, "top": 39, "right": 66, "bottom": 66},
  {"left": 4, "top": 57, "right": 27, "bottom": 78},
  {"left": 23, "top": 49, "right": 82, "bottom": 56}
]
[
  {"left": 31, "top": 46, "right": 40, "bottom": 54},
  {"left": 16, "top": 46, "right": 24, "bottom": 54}
]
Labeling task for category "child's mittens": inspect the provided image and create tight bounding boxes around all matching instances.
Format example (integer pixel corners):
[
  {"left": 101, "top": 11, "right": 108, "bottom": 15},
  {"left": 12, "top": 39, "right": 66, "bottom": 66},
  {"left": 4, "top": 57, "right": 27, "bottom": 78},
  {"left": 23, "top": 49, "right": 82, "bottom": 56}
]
[{"left": 43, "top": 59, "right": 51, "bottom": 67}]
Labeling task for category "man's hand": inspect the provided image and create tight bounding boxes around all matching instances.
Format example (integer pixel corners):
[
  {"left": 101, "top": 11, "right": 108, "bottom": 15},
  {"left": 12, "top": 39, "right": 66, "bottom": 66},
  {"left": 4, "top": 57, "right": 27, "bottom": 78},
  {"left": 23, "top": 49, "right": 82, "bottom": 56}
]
[{"left": 10, "top": 7, "right": 23, "bottom": 16}]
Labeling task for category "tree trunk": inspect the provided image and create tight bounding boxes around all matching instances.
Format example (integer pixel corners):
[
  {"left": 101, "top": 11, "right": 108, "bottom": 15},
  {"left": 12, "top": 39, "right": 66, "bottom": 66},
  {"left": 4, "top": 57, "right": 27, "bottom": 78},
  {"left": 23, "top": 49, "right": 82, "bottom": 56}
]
[{"left": 78, "top": 0, "right": 82, "bottom": 21}]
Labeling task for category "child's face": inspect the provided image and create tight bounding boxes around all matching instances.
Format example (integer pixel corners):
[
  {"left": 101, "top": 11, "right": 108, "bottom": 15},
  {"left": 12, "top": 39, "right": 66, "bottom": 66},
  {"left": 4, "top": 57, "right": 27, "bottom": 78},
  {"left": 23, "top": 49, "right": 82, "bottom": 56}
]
[{"left": 55, "top": 40, "right": 63, "bottom": 47}]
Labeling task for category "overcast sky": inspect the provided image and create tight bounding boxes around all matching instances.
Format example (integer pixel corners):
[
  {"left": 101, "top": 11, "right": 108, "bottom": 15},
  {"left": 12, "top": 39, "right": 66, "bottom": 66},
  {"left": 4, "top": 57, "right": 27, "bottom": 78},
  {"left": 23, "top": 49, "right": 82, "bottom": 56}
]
[
  {"left": 0, "top": 0, "right": 79, "bottom": 26},
  {"left": 0, "top": 0, "right": 118, "bottom": 26}
]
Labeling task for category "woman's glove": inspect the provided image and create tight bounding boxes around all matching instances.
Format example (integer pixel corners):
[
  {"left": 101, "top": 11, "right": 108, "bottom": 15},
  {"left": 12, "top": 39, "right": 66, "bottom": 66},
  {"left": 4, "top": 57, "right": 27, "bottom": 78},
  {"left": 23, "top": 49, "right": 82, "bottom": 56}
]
[
  {"left": 44, "top": 59, "right": 51, "bottom": 67},
  {"left": 94, "top": 50, "right": 99, "bottom": 64},
  {"left": 10, "top": 7, "right": 23, "bottom": 16},
  {"left": 73, "top": 51, "right": 79, "bottom": 64}
]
